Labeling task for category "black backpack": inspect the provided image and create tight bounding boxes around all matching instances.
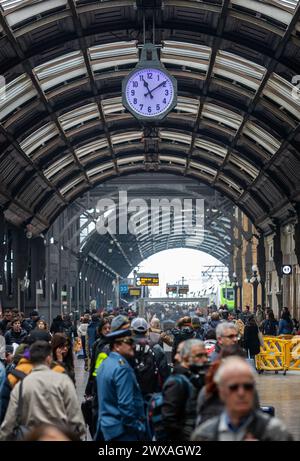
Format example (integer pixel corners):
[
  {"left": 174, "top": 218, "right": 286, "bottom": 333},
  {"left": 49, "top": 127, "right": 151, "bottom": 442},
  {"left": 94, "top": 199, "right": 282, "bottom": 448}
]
[{"left": 134, "top": 341, "right": 161, "bottom": 396}]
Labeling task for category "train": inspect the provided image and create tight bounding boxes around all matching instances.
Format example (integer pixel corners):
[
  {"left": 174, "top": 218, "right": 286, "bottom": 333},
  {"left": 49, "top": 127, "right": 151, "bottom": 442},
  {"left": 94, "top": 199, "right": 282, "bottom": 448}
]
[{"left": 209, "top": 282, "right": 235, "bottom": 310}]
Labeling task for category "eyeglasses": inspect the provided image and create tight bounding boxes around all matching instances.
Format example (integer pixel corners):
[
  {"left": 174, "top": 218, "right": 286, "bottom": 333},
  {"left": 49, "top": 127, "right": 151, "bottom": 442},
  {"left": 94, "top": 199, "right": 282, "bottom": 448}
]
[
  {"left": 193, "top": 353, "right": 208, "bottom": 359},
  {"left": 227, "top": 382, "right": 255, "bottom": 392},
  {"left": 222, "top": 334, "right": 238, "bottom": 339}
]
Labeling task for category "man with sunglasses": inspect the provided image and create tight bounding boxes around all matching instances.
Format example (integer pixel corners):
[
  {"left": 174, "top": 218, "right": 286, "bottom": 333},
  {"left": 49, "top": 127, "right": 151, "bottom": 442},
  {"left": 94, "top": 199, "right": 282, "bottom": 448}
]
[
  {"left": 95, "top": 329, "right": 146, "bottom": 441},
  {"left": 191, "top": 357, "right": 293, "bottom": 441},
  {"left": 209, "top": 322, "right": 240, "bottom": 363}
]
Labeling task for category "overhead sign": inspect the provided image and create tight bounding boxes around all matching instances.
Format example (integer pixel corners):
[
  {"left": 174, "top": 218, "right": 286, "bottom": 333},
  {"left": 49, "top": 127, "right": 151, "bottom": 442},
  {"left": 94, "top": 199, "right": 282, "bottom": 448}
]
[
  {"left": 282, "top": 265, "right": 292, "bottom": 275},
  {"left": 166, "top": 284, "right": 177, "bottom": 294},
  {"left": 119, "top": 284, "right": 129, "bottom": 294},
  {"left": 129, "top": 288, "right": 141, "bottom": 297},
  {"left": 178, "top": 285, "right": 189, "bottom": 295},
  {"left": 136, "top": 273, "right": 159, "bottom": 286}
]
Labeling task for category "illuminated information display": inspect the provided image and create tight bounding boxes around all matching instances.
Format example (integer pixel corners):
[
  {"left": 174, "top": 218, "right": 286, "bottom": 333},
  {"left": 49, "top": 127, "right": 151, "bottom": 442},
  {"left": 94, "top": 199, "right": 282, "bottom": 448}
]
[
  {"left": 129, "top": 288, "right": 141, "bottom": 296},
  {"left": 178, "top": 285, "right": 189, "bottom": 295},
  {"left": 136, "top": 273, "right": 159, "bottom": 286},
  {"left": 166, "top": 284, "right": 178, "bottom": 294}
]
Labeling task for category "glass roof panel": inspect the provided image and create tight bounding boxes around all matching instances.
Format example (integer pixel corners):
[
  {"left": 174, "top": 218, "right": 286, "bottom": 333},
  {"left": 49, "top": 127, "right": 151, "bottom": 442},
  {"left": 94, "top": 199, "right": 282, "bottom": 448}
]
[
  {"left": 160, "top": 130, "right": 192, "bottom": 145},
  {"left": 111, "top": 132, "right": 143, "bottom": 145},
  {"left": 59, "top": 103, "right": 100, "bottom": 132},
  {"left": 59, "top": 175, "right": 85, "bottom": 196},
  {"left": 231, "top": 0, "right": 293, "bottom": 24},
  {"left": 87, "top": 162, "right": 115, "bottom": 177},
  {"left": 263, "top": 73, "right": 300, "bottom": 120},
  {"left": 43, "top": 154, "right": 74, "bottom": 180},
  {"left": 0, "top": 74, "right": 37, "bottom": 121},
  {"left": 160, "top": 155, "right": 186, "bottom": 165},
  {"left": 75, "top": 139, "right": 109, "bottom": 160},
  {"left": 189, "top": 161, "right": 217, "bottom": 176},
  {"left": 89, "top": 41, "right": 138, "bottom": 72},
  {"left": 194, "top": 139, "right": 228, "bottom": 158},
  {"left": 202, "top": 103, "right": 243, "bottom": 131},
  {"left": 175, "top": 96, "right": 200, "bottom": 114},
  {"left": 34, "top": 51, "right": 86, "bottom": 92},
  {"left": 161, "top": 41, "right": 210, "bottom": 74},
  {"left": 219, "top": 174, "right": 244, "bottom": 194},
  {"left": 117, "top": 156, "right": 144, "bottom": 165},
  {"left": 229, "top": 153, "right": 259, "bottom": 179},
  {"left": 1, "top": 0, "right": 67, "bottom": 27},
  {"left": 243, "top": 121, "right": 281, "bottom": 155},
  {"left": 20, "top": 122, "right": 59, "bottom": 157},
  {"left": 214, "top": 50, "right": 265, "bottom": 91},
  {"left": 102, "top": 97, "right": 124, "bottom": 115}
]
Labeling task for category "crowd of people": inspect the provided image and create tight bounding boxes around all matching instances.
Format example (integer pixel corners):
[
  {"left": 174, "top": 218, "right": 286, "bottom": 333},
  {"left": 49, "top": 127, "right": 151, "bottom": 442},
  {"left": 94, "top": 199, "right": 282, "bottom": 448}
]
[{"left": 0, "top": 303, "right": 297, "bottom": 442}]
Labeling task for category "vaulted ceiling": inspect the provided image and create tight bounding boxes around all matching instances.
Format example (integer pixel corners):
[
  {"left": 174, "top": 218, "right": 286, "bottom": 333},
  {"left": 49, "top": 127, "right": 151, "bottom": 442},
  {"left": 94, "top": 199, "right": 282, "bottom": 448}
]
[{"left": 0, "top": 0, "right": 300, "bottom": 237}]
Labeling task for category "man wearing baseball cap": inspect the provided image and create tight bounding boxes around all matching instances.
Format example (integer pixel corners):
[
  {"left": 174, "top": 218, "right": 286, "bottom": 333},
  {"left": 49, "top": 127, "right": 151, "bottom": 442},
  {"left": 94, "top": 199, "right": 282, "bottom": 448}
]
[
  {"left": 131, "top": 317, "right": 170, "bottom": 397},
  {"left": 110, "top": 315, "right": 130, "bottom": 332},
  {"left": 95, "top": 329, "right": 146, "bottom": 441}
]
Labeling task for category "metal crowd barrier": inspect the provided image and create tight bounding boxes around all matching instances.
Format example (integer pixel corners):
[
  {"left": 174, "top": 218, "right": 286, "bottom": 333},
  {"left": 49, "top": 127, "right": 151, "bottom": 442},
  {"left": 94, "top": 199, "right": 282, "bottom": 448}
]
[{"left": 255, "top": 335, "right": 300, "bottom": 374}]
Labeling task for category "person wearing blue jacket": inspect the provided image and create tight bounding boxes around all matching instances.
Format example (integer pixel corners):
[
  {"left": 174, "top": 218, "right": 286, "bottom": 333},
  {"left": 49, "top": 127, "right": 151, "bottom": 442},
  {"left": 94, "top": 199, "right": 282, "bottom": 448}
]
[
  {"left": 87, "top": 314, "right": 100, "bottom": 356},
  {"left": 278, "top": 311, "right": 293, "bottom": 335},
  {"left": 96, "top": 329, "right": 146, "bottom": 441}
]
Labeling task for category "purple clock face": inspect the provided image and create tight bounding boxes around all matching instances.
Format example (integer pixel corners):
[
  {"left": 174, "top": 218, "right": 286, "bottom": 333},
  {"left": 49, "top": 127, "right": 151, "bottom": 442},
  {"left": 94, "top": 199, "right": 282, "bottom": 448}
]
[{"left": 125, "top": 68, "right": 174, "bottom": 117}]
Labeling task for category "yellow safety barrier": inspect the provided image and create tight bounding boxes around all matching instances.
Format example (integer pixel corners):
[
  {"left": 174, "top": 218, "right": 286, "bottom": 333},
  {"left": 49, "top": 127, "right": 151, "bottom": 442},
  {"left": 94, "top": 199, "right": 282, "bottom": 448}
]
[
  {"left": 255, "top": 335, "right": 300, "bottom": 373},
  {"left": 255, "top": 336, "right": 287, "bottom": 373},
  {"left": 278, "top": 334, "right": 294, "bottom": 341},
  {"left": 285, "top": 336, "right": 300, "bottom": 371}
]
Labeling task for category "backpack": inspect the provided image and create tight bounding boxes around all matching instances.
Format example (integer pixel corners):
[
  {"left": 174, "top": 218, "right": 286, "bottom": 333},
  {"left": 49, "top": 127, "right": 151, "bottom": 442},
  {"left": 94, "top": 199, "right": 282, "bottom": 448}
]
[
  {"left": 146, "top": 374, "right": 192, "bottom": 441},
  {"left": 0, "top": 368, "right": 27, "bottom": 424},
  {"left": 133, "top": 341, "right": 161, "bottom": 395},
  {"left": 63, "top": 323, "right": 73, "bottom": 340}
]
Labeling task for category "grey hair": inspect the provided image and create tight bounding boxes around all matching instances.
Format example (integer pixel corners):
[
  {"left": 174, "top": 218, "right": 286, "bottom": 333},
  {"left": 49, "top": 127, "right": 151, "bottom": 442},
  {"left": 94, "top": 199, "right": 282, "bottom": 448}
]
[
  {"left": 179, "top": 339, "right": 205, "bottom": 358},
  {"left": 216, "top": 322, "right": 238, "bottom": 339},
  {"left": 214, "top": 357, "right": 256, "bottom": 385}
]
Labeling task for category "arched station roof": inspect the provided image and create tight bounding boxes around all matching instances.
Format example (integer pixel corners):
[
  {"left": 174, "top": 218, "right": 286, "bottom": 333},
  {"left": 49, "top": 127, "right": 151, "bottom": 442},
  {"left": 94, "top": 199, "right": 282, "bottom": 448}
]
[
  {"left": 0, "top": 0, "right": 300, "bottom": 236},
  {"left": 74, "top": 175, "right": 234, "bottom": 277}
]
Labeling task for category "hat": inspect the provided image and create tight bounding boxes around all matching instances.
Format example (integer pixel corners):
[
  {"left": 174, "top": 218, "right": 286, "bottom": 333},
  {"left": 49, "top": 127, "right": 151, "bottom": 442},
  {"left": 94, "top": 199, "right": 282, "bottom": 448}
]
[
  {"left": 105, "top": 329, "right": 132, "bottom": 342},
  {"left": 131, "top": 317, "right": 149, "bottom": 333},
  {"left": 30, "top": 310, "right": 39, "bottom": 317},
  {"left": 191, "top": 316, "right": 201, "bottom": 327},
  {"left": 111, "top": 315, "right": 129, "bottom": 332}
]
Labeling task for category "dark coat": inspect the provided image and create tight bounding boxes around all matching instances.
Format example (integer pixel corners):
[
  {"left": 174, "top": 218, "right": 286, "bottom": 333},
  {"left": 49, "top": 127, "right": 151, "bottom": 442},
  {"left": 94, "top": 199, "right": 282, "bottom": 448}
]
[
  {"left": 21, "top": 320, "right": 32, "bottom": 334},
  {"left": 133, "top": 334, "right": 170, "bottom": 395},
  {"left": 196, "top": 387, "right": 224, "bottom": 425},
  {"left": 50, "top": 317, "right": 65, "bottom": 334},
  {"left": 171, "top": 327, "right": 195, "bottom": 362},
  {"left": 262, "top": 319, "right": 278, "bottom": 336},
  {"left": 191, "top": 410, "right": 293, "bottom": 441},
  {"left": 278, "top": 318, "right": 293, "bottom": 335},
  {"left": 87, "top": 321, "right": 100, "bottom": 353},
  {"left": 4, "top": 329, "right": 27, "bottom": 345},
  {"left": 161, "top": 364, "right": 199, "bottom": 440},
  {"left": 244, "top": 324, "right": 261, "bottom": 357},
  {"left": 196, "top": 385, "right": 261, "bottom": 426},
  {"left": 29, "top": 329, "right": 52, "bottom": 343}
]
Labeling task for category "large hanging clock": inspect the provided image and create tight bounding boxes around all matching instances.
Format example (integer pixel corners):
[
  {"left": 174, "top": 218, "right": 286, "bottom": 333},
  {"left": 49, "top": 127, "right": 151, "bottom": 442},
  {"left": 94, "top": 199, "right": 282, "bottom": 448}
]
[{"left": 122, "top": 44, "right": 177, "bottom": 122}]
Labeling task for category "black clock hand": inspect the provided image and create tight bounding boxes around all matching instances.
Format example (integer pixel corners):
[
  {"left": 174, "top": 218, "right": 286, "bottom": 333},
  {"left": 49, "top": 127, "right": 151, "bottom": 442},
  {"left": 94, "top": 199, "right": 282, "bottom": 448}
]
[
  {"left": 144, "top": 80, "right": 167, "bottom": 97},
  {"left": 142, "top": 76, "right": 153, "bottom": 99}
]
